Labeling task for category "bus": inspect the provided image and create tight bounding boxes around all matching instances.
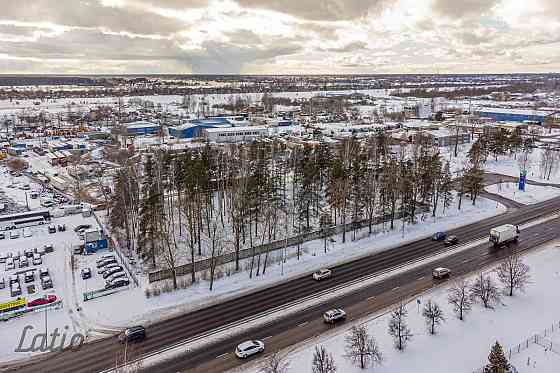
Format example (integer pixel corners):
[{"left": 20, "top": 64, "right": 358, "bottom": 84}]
[{"left": 0, "top": 210, "right": 51, "bottom": 231}]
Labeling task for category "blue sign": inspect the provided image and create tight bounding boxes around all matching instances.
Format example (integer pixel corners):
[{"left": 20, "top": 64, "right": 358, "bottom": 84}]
[{"left": 519, "top": 174, "right": 526, "bottom": 191}]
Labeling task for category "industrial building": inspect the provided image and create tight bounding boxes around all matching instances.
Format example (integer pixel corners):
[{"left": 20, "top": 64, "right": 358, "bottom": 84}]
[
  {"left": 475, "top": 108, "right": 553, "bottom": 124},
  {"left": 126, "top": 121, "right": 161, "bottom": 136},
  {"left": 203, "top": 126, "right": 268, "bottom": 143},
  {"left": 419, "top": 129, "right": 471, "bottom": 147},
  {"left": 168, "top": 118, "right": 233, "bottom": 139}
]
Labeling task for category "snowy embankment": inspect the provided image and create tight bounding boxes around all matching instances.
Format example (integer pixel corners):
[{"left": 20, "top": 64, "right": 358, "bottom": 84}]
[
  {"left": 485, "top": 182, "right": 560, "bottom": 205},
  {"left": 80, "top": 194, "right": 505, "bottom": 329},
  {"left": 239, "top": 242, "right": 560, "bottom": 373}
]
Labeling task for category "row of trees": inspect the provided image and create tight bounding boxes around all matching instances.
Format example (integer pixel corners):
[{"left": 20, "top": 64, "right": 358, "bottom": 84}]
[
  {"left": 110, "top": 132, "right": 484, "bottom": 290},
  {"left": 260, "top": 252, "right": 530, "bottom": 372}
]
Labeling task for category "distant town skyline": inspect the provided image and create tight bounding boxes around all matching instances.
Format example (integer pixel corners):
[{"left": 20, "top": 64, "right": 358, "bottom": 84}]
[{"left": 0, "top": 0, "right": 559, "bottom": 75}]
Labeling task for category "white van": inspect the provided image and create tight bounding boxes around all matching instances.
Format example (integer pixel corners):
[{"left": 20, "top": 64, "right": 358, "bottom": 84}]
[{"left": 432, "top": 267, "right": 451, "bottom": 279}]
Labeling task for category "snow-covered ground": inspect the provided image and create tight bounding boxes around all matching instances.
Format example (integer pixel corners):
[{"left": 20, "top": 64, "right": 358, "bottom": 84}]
[
  {"left": 77, "top": 193, "right": 505, "bottom": 331},
  {"left": 485, "top": 182, "right": 560, "bottom": 205},
  {"left": 0, "top": 214, "right": 100, "bottom": 363},
  {"left": 239, "top": 242, "right": 560, "bottom": 373}
]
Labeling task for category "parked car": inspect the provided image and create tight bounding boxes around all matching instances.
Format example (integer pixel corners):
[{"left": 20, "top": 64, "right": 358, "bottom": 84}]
[
  {"left": 10, "top": 282, "right": 22, "bottom": 297},
  {"left": 0, "top": 232, "right": 4, "bottom": 240},
  {"left": 99, "top": 263, "right": 120, "bottom": 274},
  {"left": 444, "top": 235, "right": 459, "bottom": 246},
  {"left": 41, "top": 200, "right": 55, "bottom": 207},
  {"left": 32, "top": 254, "right": 42, "bottom": 266},
  {"left": 103, "top": 266, "right": 124, "bottom": 279},
  {"left": 73, "top": 224, "right": 91, "bottom": 233},
  {"left": 118, "top": 326, "right": 146, "bottom": 344},
  {"left": 97, "top": 258, "right": 117, "bottom": 269},
  {"left": 39, "top": 268, "right": 49, "bottom": 279},
  {"left": 0, "top": 252, "right": 8, "bottom": 263},
  {"left": 432, "top": 267, "right": 451, "bottom": 279},
  {"left": 24, "top": 271, "right": 34, "bottom": 283},
  {"left": 24, "top": 248, "right": 34, "bottom": 258},
  {"left": 6, "top": 260, "right": 15, "bottom": 271},
  {"left": 323, "top": 308, "right": 347, "bottom": 324},
  {"left": 81, "top": 267, "right": 92, "bottom": 280},
  {"left": 432, "top": 232, "right": 447, "bottom": 241},
  {"left": 0, "top": 277, "right": 4, "bottom": 289},
  {"left": 312, "top": 268, "right": 332, "bottom": 281},
  {"left": 105, "top": 278, "right": 130, "bottom": 289},
  {"left": 235, "top": 340, "right": 265, "bottom": 359},
  {"left": 19, "top": 257, "right": 29, "bottom": 268},
  {"left": 41, "top": 276, "right": 53, "bottom": 290},
  {"left": 106, "top": 271, "right": 127, "bottom": 283},
  {"left": 10, "top": 230, "right": 20, "bottom": 239},
  {"left": 23, "top": 227, "right": 32, "bottom": 237},
  {"left": 44, "top": 244, "right": 54, "bottom": 253},
  {"left": 48, "top": 225, "right": 56, "bottom": 234},
  {"left": 96, "top": 255, "right": 115, "bottom": 266},
  {"left": 28, "top": 294, "right": 57, "bottom": 308},
  {"left": 57, "top": 224, "right": 66, "bottom": 232}
]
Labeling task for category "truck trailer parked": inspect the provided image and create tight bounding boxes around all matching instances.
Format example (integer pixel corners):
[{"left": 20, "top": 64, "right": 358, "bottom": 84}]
[{"left": 489, "top": 224, "right": 519, "bottom": 247}]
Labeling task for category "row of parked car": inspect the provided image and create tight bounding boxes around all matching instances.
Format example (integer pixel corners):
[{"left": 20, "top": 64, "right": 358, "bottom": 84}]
[
  {"left": 93, "top": 254, "right": 130, "bottom": 290},
  {"left": 0, "top": 267, "right": 53, "bottom": 297},
  {"left": 1, "top": 245, "right": 53, "bottom": 270}
]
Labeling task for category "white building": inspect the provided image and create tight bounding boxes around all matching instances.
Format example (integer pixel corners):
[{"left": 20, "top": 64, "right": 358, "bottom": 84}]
[{"left": 203, "top": 126, "right": 268, "bottom": 143}]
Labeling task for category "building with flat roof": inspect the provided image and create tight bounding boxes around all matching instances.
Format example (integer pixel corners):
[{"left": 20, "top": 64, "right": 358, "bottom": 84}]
[
  {"left": 126, "top": 121, "right": 161, "bottom": 136},
  {"left": 203, "top": 126, "right": 268, "bottom": 143},
  {"left": 475, "top": 108, "right": 552, "bottom": 124}
]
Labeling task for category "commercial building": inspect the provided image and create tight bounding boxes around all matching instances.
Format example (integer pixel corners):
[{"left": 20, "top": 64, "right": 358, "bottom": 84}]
[
  {"left": 126, "top": 121, "right": 161, "bottom": 136},
  {"left": 419, "top": 129, "right": 471, "bottom": 147},
  {"left": 475, "top": 108, "right": 553, "bottom": 125},
  {"left": 203, "top": 126, "right": 268, "bottom": 143},
  {"left": 168, "top": 118, "right": 232, "bottom": 139}
]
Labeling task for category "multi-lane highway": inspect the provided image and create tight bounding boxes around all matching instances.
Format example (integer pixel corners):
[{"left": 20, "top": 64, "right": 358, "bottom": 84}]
[{"left": 4, "top": 197, "right": 560, "bottom": 373}]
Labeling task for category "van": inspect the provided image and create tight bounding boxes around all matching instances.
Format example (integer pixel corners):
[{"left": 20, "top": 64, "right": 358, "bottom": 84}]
[{"left": 432, "top": 267, "right": 451, "bottom": 279}]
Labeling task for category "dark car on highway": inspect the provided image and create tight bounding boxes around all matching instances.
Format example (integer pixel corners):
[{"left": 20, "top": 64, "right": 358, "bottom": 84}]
[
  {"left": 444, "top": 235, "right": 459, "bottom": 246},
  {"left": 432, "top": 232, "right": 447, "bottom": 241}
]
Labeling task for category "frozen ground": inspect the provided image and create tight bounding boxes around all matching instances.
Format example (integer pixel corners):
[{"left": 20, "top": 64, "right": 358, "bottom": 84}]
[
  {"left": 239, "top": 242, "right": 560, "bottom": 373},
  {"left": 485, "top": 182, "right": 560, "bottom": 205},
  {"left": 78, "top": 193, "right": 505, "bottom": 330}
]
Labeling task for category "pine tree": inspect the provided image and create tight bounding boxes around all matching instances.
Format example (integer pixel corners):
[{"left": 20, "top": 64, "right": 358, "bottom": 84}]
[{"left": 483, "top": 341, "right": 511, "bottom": 373}]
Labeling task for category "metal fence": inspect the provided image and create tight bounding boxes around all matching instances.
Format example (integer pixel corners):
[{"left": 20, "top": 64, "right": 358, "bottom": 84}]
[
  {"left": 92, "top": 211, "right": 139, "bottom": 287},
  {"left": 147, "top": 208, "right": 428, "bottom": 283},
  {"left": 472, "top": 321, "right": 560, "bottom": 373}
]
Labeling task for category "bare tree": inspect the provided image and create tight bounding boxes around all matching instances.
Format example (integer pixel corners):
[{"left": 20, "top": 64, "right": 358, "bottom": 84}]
[
  {"left": 260, "top": 351, "right": 290, "bottom": 373},
  {"left": 312, "top": 345, "right": 337, "bottom": 373},
  {"left": 388, "top": 303, "right": 412, "bottom": 351},
  {"left": 422, "top": 300, "right": 445, "bottom": 335},
  {"left": 471, "top": 272, "right": 502, "bottom": 309},
  {"left": 496, "top": 253, "right": 531, "bottom": 296},
  {"left": 344, "top": 325, "right": 383, "bottom": 369},
  {"left": 447, "top": 279, "right": 473, "bottom": 321}
]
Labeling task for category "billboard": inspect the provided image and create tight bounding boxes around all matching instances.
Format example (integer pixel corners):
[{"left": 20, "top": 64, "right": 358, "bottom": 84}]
[{"left": 0, "top": 298, "right": 26, "bottom": 313}]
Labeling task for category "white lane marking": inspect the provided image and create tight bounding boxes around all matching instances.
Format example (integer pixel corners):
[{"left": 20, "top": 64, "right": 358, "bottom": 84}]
[
  {"left": 298, "top": 321, "right": 309, "bottom": 327},
  {"left": 216, "top": 353, "right": 228, "bottom": 359},
  {"left": 392, "top": 286, "right": 400, "bottom": 291}
]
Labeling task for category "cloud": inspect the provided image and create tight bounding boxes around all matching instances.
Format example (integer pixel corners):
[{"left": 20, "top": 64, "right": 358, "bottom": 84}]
[
  {"left": 0, "top": 0, "right": 186, "bottom": 36},
  {"left": 235, "top": 0, "right": 392, "bottom": 21},
  {"left": 431, "top": 0, "right": 500, "bottom": 19},
  {"left": 319, "top": 41, "right": 368, "bottom": 53}
]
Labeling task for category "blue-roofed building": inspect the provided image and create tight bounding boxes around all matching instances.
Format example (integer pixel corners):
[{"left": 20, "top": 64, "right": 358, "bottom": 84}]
[
  {"left": 168, "top": 118, "right": 233, "bottom": 139},
  {"left": 475, "top": 108, "right": 553, "bottom": 125},
  {"left": 126, "top": 121, "right": 161, "bottom": 136}
]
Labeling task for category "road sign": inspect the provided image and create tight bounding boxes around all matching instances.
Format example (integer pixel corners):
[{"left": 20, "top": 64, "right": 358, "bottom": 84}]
[{"left": 519, "top": 173, "right": 526, "bottom": 191}]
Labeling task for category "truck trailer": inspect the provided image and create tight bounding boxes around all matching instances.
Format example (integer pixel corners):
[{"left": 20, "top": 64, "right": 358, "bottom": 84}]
[{"left": 489, "top": 224, "right": 519, "bottom": 247}]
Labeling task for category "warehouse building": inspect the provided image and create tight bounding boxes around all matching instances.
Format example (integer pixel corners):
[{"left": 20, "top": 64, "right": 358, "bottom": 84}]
[
  {"left": 126, "top": 121, "right": 161, "bottom": 136},
  {"left": 203, "top": 126, "right": 268, "bottom": 143},
  {"left": 418, "top": 129, "right": 471, "bottom": 147},
  {"left": 475, "top": 108, "right": 552, "bottom": 125},
  {"left": 168, "top": 118, "right": 232, "bottom": 139}
]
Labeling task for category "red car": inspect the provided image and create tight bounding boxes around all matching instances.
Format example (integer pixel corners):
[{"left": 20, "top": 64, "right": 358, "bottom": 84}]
[{"left": 27, "top": 294, "right": 57, "bottom": 307}]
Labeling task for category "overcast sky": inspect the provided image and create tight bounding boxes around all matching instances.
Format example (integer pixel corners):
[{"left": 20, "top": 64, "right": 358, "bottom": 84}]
[{"left": 0, "top": 0, "right": 559, "bottom": 75}]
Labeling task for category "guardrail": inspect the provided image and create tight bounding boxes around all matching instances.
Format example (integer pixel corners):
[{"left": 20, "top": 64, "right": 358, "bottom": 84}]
[{"left": 83, "top": 286, "right": 130, "bottom": 302}]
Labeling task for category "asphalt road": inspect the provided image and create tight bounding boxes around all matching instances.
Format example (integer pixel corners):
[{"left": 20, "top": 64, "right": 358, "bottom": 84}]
[{"left": 4, "top": 197, "right": 560, "bottom": 373}]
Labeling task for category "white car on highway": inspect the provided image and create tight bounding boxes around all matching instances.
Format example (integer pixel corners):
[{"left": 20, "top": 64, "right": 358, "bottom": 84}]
[
  {"left": 235, "top": 340, "right": 265, "bottom": 359},
  {"left": 312, "top": 268, "right": 332, "bottom": 281},
  {"left": 323, "top": 308, "right": 347, "bottom": 324}
]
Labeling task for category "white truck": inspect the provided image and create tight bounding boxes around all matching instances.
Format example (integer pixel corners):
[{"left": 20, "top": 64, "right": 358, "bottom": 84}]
[{"left": 489, "top": 224, "right": 519, "bottom": 247}]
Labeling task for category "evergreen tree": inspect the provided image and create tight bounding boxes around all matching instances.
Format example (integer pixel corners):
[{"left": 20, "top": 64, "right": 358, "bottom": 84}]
[{"left": 483, "top": 341, "right": 511, "bottom": 373}]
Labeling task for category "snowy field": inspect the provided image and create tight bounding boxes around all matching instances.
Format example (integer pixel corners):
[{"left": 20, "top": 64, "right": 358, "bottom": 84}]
[
  {"left": 239, "top": 242, "right": 560, "bottom": 373},
  {"left": 485, "top": 182, "right": 560, "bottom": 205},
  {"left": 76, "top": 194, "right": 505, "bottom": 331}
]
